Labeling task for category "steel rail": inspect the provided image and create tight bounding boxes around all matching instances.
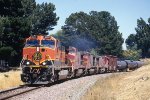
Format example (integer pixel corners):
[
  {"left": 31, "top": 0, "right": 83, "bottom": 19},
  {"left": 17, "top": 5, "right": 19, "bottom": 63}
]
[{"left": 0, "top": 85, "right": 44, "bottom": 100}]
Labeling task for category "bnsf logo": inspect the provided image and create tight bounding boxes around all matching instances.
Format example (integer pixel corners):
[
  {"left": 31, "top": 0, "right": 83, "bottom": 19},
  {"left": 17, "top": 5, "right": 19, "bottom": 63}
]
[{"left": 33, "top": 52, "right": 42, "bottom": 61}]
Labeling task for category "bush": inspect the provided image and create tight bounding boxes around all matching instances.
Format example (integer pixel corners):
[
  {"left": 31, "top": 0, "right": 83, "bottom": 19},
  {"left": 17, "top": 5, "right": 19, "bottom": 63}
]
[
  {"left": 122, "top": 49, "right": 141, "bottom": 60},
  {"left": 0, "top": 46, "right": 17, "bottom": 66}
]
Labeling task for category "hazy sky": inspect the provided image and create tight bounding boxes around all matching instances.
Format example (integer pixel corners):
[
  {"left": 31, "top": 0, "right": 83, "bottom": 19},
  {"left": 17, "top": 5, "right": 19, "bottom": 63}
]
[{"left": 36, "top": 0, "right": 150, "bottom": 49}]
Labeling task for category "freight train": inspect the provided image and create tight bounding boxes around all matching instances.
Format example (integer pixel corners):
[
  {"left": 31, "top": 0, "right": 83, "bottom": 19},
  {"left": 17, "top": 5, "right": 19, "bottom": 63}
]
[{"left": 20, "top": 35, "right": 143, "bottom": 84}]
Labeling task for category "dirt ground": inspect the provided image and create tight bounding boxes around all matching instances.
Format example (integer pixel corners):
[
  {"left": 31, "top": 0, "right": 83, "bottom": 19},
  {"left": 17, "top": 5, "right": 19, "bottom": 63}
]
[
  {"left": 0, "top": 70, "right": 23, "bottom": 90},
  {"left": 81, "top": 63, "right": 150, "bottom": 100}
]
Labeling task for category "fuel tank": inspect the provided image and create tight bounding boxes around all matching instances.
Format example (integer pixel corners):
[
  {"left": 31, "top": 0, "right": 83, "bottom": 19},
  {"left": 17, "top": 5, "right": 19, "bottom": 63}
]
[
  {"left": 125, "top": 60, "right": 138, "bottom": 69},
  {"left": 135, "top": 61, "right": 144, "bottom": 68},
  {"left": 117, "top": 61, "right": 127, "bottom": 70}
]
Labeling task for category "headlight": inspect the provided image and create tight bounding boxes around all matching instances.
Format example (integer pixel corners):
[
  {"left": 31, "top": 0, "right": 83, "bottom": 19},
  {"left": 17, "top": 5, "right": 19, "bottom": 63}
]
[
  {"left": 26, "top": 61, "right": 30, "bottom": 65},
  {"left": 42, "top": 62, "right": 46, "bottom": 66}
]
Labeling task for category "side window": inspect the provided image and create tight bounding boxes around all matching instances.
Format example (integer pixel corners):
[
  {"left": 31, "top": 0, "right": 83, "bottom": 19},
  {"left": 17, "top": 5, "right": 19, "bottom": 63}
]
[{"left": 69, "top": 47, "right": 76, "bottom": 53}]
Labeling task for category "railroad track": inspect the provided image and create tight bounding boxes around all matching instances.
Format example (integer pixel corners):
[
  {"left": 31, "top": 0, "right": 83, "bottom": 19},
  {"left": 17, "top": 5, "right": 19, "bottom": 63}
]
[
  {"left": 0, "top": 85, "right": 44, "bottom": 100},
  {"left": 0, "top": 80, "right": 66, "bottom": 100}
]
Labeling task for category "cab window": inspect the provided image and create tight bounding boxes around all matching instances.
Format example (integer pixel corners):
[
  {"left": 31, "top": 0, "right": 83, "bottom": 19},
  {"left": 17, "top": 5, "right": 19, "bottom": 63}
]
[
  {"left": 69, "top": 49, "right": 75, "bottom": 53},
  {"left": 25, "top": 40, "right": 39, "bottom": 47},
  {"left": 69, "top": 47, "right": 76, "bottom": 53},
  {"left": 41, "top": 40, "right": 55, "bottom": 48}
]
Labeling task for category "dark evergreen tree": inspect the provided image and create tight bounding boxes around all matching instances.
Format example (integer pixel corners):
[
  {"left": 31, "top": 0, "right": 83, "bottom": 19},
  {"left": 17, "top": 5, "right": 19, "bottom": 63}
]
[
  {"left": 0, "top": 0, "right": 59, "bottom": 66},
  {"left": 125, "top": 34, "right": 137, "bottom": 50},
  {"left": 126, "top": 18, "right": 150, "bottom": 58},
  {"left": 0, "top": 0, "right": 36, "bottom": 66},
  {"left": 31, "top": 3, "right": 59, "bottom": 35},
  {"left": 135, "top": 18, "right": 150, "bottom": 57}
]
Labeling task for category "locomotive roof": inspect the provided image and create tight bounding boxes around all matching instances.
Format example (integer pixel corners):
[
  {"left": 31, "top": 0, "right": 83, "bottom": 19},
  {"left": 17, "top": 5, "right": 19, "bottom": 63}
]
[{"left": 26, "top": 35, "right": 58, "bottom": 41}]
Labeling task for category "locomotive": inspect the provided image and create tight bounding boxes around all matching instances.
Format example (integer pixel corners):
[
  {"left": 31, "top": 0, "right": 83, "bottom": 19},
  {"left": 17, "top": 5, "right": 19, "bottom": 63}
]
[{"left": 20, "top": 35, "right": 143, "bottom": 84}]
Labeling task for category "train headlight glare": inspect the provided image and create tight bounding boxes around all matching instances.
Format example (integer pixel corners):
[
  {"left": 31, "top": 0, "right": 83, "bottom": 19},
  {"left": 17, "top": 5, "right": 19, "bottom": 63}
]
[
  {"left": 42, "top": 62, "right": 46, "bottom": 66},
  {"left": 26, "top": 62, "right": 30, "bottom": 65}
]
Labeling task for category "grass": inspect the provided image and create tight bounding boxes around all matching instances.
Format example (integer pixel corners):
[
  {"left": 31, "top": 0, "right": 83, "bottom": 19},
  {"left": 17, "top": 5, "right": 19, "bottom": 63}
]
[
  {"left": 81, "top": 73, "right": 124, "bottom": 100},
  {"left": 81, "top": 61, "right": 150, "bottom": 100},
  {"left": 0, "top": 70, "right": 23, "bottom": 90}
]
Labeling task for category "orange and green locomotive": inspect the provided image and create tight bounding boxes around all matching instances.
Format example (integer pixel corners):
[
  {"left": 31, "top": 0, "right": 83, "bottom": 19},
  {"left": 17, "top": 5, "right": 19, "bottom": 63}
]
[{"left": 20, "top": 35, "right": 71, "bottom": 83}]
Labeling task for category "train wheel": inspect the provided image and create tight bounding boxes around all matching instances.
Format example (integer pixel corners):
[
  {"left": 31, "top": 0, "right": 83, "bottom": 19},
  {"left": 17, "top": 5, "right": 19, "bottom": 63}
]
[
  {"left": 87, "top": 69, "right": 90, "bottom": 75},
  {"left": 50, "top": 74, "right": 59, "bottom": 82},
  {"left": 73, "top": 69, "right": 78, "bottom": 78},
  {"left": 100, "top": 68, "right": 104, "bottom": 73},
  {"left": 104, "top": 68, "right": 107, "bottom": 73},
  {"left": 94, "top": 68, "right": 97, "bottom": 74},
  {"left": 83, "top": 69, "right": 87, "bottom": 76},
  {"left": 67, "top": 71, "right": 73, "bottom": 79}
]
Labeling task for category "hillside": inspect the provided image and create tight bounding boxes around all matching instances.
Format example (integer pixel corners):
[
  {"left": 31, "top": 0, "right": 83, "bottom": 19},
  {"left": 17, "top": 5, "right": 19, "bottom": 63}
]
[{"left": 81, "top": 63, "right": 150, "bottom": 100}]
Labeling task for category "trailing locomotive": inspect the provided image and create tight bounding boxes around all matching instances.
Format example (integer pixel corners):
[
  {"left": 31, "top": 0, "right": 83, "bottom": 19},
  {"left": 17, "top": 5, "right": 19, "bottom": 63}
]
[{"left": 20, "top": 35, "right": 143, "bottom": 84}]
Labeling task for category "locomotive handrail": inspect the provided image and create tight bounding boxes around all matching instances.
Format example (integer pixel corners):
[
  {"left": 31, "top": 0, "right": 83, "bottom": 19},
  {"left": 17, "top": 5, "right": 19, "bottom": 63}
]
[
  {"left": 20, "top": 58, "right": 25, "bottom": 68},
  {"left": 48, "top": 55, "right": 54, "bottom": 66}
]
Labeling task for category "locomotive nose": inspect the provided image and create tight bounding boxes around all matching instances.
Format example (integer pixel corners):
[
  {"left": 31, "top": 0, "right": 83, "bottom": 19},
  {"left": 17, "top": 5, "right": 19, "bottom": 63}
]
[
  {"left": 33, "top": 52, "right": 42, "bottom": 62},
  {"left": 41, "top": 48, "right": 45, "bottom": 52}
]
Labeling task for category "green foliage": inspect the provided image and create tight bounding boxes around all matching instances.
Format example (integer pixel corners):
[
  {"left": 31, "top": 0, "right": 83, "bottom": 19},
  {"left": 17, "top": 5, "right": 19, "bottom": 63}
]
[
  {"left": 0, "top": 0, "right": 24, "bottom": 17},
  {"left": 32, "top": 2, "right": 59, "bottom": 35},
  {"left": 122, "top": 49, "right": 141, "bottom": 60},
  {"left": 0, "top": 0, "right": 35, "bottom": 66},
  {"left": 0, "top": 0, "right": 59, "bottom": 66},
  {"left": 126, "top": 17, "right": 150, "bottom": 58},
  {"left": 0, "top": 46, "right": 16, "bottom": 60},
  {"left": 90, "top": 48, "right": 98, "bottom": 56},
  {"left": 53, "top": 30, "right": 69, "bottom": 46},
  {"left": 63, "top": 11, "right": 124, "bottom": 56},
  {"left": 135, "top": 18, "right": 150, "bottom": 57},
  {"left": 125, "top": 34, "right": 137, "bottom": 50}
]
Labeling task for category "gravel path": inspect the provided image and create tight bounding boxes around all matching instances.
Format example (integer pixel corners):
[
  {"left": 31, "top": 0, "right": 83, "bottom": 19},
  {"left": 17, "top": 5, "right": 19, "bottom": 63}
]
[{"left": 9, "top": 73, "right": 111, "bottom": 100}]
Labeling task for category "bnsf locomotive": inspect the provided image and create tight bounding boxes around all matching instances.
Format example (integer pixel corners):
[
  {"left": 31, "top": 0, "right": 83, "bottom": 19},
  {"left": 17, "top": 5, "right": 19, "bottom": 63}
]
[{"left": 20, "top": 35, "right": 143, "bottom": 84}]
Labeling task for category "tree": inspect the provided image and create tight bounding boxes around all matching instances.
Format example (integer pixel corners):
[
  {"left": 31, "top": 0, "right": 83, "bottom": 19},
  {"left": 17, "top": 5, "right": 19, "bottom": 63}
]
[
  {"left": 0, "top": 0, "right": 59, "bottom": 66},
  {"left": 63, "top": 11, "right": 124, "bottom": 56},
  {"left": 125, "top": 34, "right": 137, "bottom": 50},
  {"left": 0, "top": 0, "right": 36, "bottom": 66},
  {"left": 31, "top": 2, "right": 59, "bottom": 35},
  {"left": 0, "top": 46, "right": 17, "bottom": 65},
  {"left": 126, "top": 18, "right": 150, "bottom": 58},
  {"left": 52, "top": 30, "right": 70, "bottom": 46},
  {"left": 135, "top": 18, "right": 150, "bottom": 57}
]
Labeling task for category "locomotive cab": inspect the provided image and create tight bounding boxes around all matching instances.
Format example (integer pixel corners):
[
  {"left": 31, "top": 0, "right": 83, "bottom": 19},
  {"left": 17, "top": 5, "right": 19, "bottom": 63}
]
[{"left": 22, "top": 35, "right": 57, "bottom": 66}]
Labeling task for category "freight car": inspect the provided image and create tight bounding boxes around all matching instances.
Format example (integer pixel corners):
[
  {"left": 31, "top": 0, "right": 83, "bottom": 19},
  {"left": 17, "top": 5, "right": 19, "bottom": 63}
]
[
  {"left": 20, "top": 35, "right": 143, "bottom": 84},
  {"left": 117, "top": 60, "right": 144, "bottom": 72}
]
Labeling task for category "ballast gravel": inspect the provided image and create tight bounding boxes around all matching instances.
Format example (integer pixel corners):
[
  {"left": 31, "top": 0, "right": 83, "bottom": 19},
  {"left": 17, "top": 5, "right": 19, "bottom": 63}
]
[{"left": 9, "top": 74, "right": 111, "bottom": 100}]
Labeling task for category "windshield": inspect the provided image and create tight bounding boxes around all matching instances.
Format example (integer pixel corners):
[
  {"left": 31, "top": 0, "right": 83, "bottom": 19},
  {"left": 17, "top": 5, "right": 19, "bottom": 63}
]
[
  {"left": 41, "top": 40, "right": 55, "bottom": 48},
  {"left": 69, "top": 49, "right": 75, "bottom": 53},
  {"left": 25, "top": 40, "right": 39, "bottom": 47},
  {"left": 69, "top": 47, "right": 76, "bottom": 53}
]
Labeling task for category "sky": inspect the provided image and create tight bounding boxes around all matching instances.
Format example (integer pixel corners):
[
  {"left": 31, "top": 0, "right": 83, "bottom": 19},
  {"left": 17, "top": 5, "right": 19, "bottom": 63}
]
[{"left": 36, "top": 0, "right": 150, "bottom": 50}]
